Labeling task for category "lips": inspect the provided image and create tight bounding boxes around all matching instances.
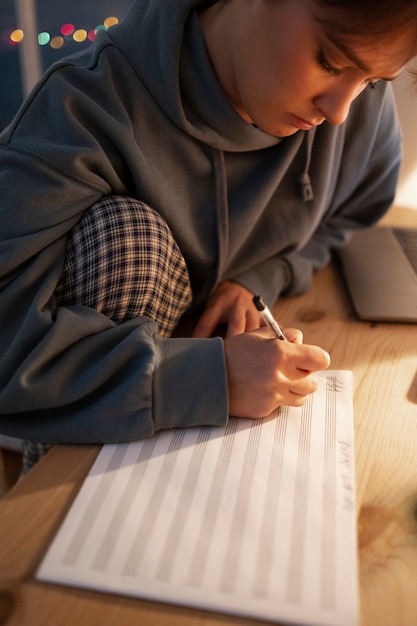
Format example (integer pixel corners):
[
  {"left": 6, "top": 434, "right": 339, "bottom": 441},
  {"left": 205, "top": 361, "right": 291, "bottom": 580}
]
[{"left": 291, "top": 114, "right": 315, "bottom": 131}]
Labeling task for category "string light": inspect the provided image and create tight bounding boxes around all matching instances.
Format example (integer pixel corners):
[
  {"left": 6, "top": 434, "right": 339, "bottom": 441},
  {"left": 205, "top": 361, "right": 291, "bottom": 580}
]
[
  {"left": 9, "top": 29, "right": 24, "bottom": 45},
  {"left": 38, "top": 32, "right": 51, "bottom": 46},
  {"left": 73, "top": 29, "right": 87, "bottom": 43},
  {"left": 6, "top": 17, "right": 119, "bottom": 49},
  {"left": 104, "top": 17, "right": 118, "bottom": 28},
  {"left": 60, "top": 24, "right": 75, "bottom": 37},
  {"left": 50, "top": 36, "right": 65, "bottom": 50}
]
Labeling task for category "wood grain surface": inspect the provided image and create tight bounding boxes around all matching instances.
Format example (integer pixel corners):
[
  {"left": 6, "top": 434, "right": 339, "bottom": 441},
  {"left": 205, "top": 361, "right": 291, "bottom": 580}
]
[{"left": 1, "top": 206, "right": 416, "bottom": 626}]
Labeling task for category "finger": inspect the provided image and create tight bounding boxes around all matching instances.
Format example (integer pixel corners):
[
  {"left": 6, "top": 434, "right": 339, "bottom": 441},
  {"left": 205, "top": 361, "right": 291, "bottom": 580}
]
[
  {"left": 245, "top": 309, "right": 263, "bottom": 332},
  {"left": 225, "top": 315, "right": 247, "bottom": 338},
  {"left": 289, "top": 374, "right": 319, "bottom": 396},
  {"left": 193, "top": 310, "right": 220, "bottom": 338},
  {"left": 284, "top": 328, "right": 303, "bottom": 344},
  {"left": 286, "top": 393, "right": 311, "bottom": 408},
  {"left": 294, "top": 344, "right": 330, "bottom": 371},
  {"left": 277, "top": 376, "right": 320, "bottom": 408}
]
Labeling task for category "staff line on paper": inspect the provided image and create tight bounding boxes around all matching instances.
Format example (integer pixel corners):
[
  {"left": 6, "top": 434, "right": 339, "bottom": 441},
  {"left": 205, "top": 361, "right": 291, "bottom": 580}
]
[
  {"left": 252, "top": 406, "right": 289, "bottom": 599},
  {"left": 62, "top": 442, "right": 129, "bottom": 567},
  {"left": 92, "top": 435, "right": 161, "bottom": 571},
  {"left": 155, "top": 426, "right": 213, "bottom": 582},
  {"left": 219, "top": 419, "right": 263, "bottom": 593},
  {"left": 37, "top": 371, "right": 358, "bottom": 626},
  {"left": 186, "top": 417, "right": 239, "bottom": 587}
]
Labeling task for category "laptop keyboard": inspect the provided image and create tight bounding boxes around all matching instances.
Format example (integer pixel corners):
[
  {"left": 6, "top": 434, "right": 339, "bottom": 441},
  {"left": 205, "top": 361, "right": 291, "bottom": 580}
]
[{"left": 393, "top": 228, "right": 417, "bottom": 274}]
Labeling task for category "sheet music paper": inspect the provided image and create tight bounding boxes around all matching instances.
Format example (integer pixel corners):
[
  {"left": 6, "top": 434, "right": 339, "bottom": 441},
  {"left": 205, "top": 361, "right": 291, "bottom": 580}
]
[{"left": 37, "top": 370, "right": 357, "bottom": 626}]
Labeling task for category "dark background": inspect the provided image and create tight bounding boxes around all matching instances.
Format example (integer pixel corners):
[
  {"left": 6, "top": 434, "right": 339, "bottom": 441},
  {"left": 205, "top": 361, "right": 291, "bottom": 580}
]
[{"left": 0, "top": 0, "right": 132, "bottom": 130}]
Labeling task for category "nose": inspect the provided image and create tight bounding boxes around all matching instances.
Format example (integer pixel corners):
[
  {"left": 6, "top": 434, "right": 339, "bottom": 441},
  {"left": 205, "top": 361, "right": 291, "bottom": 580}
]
[{"left": 313, "top": 83, "right": 365, "bottom": 126}]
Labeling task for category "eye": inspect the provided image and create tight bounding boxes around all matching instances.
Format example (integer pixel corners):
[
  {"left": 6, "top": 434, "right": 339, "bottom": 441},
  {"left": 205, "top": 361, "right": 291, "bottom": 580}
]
[{"left": 317, "top": 49, "right": 340, "bottom": 76}]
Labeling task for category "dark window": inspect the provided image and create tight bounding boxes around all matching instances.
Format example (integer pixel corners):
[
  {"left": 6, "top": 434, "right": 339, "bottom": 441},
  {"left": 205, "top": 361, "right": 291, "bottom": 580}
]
[{"left": 0, "top": 0, "right": 132, "bottom": 130}]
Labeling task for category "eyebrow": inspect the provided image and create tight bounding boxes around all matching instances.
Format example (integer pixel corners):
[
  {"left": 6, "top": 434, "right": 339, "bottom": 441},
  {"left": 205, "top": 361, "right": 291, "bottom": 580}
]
[
  {"left": 324, "top": 33, "right": 399, "bottom": 82},
  {"left": 324, "top": 33, "right": 372, "bottom": 73}
]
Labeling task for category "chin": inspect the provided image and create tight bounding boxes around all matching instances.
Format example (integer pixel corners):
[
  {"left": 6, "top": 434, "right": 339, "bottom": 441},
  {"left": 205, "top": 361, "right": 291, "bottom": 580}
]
[{"left": 257, "top": 123, "right": 299, "bottom": 138}]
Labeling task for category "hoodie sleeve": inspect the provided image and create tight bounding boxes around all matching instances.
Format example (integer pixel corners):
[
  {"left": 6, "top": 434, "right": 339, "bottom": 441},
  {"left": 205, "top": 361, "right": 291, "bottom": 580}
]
[{"left": 0, "top": 81, "right": 228, "bottom": 444}]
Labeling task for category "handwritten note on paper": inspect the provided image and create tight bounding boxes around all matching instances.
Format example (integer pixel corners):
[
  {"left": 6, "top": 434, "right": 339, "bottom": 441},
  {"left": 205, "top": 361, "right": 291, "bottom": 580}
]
[{"left": 37, "top": 370, "right": 358, "bottom": 626}]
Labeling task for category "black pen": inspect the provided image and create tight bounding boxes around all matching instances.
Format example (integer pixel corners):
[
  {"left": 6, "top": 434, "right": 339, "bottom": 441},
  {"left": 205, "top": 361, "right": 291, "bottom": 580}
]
[{"left": 253, "top": 295, "right": 288, "bottom": 341}]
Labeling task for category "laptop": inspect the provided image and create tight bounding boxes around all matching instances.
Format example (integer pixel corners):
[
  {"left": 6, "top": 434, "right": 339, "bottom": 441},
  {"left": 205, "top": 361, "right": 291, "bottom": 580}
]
[{"left": 337, "top": 225, "right": 417, "bottom": 322}]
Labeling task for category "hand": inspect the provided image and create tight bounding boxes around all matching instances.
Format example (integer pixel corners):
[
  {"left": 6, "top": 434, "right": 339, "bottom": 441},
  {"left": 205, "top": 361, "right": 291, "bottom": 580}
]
[
  {"left": 193, "top": 281, "right": 262, "bottom": 338},
  {"left": 224, "top": 327, "right": 330, "bottom": 417}
]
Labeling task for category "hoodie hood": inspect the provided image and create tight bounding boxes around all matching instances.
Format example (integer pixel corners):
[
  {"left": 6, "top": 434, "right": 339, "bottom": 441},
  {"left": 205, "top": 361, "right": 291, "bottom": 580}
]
[
  {"left": 109, "top": 0, "right": 283, "bottom": 151},
  {"left": 109, "top": 0, "right": 314, "bottom": 198}
]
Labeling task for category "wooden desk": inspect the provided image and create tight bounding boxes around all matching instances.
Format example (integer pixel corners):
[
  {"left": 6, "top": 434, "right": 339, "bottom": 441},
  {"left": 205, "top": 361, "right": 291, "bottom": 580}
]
[{"left": 1, "top": 207, "right": 417, "bottom": 626}]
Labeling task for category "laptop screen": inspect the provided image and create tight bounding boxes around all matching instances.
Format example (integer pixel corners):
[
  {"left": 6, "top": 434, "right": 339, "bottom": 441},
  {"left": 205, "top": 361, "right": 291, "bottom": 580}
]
[{"left": 337, "top": 226, "right": 417, "bottom": 323}]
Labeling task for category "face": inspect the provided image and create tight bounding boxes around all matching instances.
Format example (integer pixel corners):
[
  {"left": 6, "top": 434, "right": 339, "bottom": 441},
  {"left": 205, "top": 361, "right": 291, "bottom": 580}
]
[{"left": 200, "top": 0, "right": 417, "bottom": 137}]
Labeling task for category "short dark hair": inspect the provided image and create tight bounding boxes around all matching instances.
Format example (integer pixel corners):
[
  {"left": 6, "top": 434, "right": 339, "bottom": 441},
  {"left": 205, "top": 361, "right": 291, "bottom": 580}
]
[{"left": 315, "top": 0, "right": 417, "bottom": 42}]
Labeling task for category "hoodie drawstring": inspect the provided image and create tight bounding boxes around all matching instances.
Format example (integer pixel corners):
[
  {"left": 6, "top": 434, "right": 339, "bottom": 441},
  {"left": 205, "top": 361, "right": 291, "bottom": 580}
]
[
  {"left": 297, "top": 128, "right": 316, "bottom": 202},
  {"left": 206, "top": 148, "right": 229, "bottom": 294}
]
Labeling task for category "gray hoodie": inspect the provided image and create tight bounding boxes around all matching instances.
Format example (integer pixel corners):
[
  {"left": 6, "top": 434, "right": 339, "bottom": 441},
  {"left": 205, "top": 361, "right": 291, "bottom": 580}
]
[{"left": 0, "top": 0, "right": 401, "bottom": 442}]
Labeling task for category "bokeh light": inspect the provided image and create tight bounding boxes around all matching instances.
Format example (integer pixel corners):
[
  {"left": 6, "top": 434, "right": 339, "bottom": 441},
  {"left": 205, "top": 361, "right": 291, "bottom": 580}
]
[
  {"left": 9, "top": 29, "right": 24, "bottom": 45},
  {"left": 61, "top": 24, "right": 75, "bottom": 37},
  {"left": 3, "top": 16, "right": 120, "bottom": 50},
  {"left": 104, "top": 17, "right": 118, "bottom": 28},
  {"left": 73, "top": 29, "right": 87, "bottom": 43},
  {"left": 38, "top": 32, "right": 51, "bottom": 46},
  {"left": 50, "top": 36, "right": 64, "bottom": 50}
]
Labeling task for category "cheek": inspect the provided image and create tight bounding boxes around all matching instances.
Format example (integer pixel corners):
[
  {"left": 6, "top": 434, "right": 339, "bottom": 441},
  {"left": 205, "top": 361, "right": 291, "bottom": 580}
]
[
  {"left": 238, "top": 47, "right": 322, "bottom": 115},
  {"left": 272, "top": 51, "right": 318, "bottom": 94}
]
